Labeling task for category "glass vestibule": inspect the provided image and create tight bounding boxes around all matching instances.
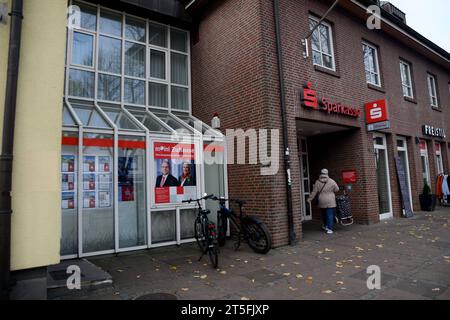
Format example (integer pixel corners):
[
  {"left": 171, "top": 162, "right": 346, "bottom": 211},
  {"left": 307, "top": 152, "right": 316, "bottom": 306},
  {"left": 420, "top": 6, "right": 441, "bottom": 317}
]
[{"left": 62, "top": 1, "right": 227, "bottom": 258}]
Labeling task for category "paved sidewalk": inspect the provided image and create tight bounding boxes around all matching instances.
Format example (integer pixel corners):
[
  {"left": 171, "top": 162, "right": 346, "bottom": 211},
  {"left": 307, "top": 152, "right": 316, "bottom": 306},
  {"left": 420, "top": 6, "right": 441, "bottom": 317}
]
[{"left": 54, "top": 207, "right": 450, "bottom": 300}]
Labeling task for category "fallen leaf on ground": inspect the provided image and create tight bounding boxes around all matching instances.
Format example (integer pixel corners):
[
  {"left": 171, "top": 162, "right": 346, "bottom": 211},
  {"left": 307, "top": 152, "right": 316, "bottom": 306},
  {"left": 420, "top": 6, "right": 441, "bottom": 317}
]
[
  {"left": 325, "top": 248, "right": 334, "bottom": 252},
  {"left": 432, "top": 288, "right": 440, "bottom": 292},
  {"left": 117, "top": 269, "right": 124, "bottom": 273},
  {"left": 220, "top": 270, "right": 227, "bottom": 275},
  {"left": 288, "top": 286, "right": 298, "bottom": 291},
  {"left": 280, "top": 263, "right": 285, "bottom": 267},
  {"left": 317, "top": 251, "right": 324, "bottom": 254},
  {"left": 335, "top": 271, "right": 342, "bottom": 274},
  {"left": 293, "top": 262, "right": 300, "bottom": 265},
  {"left": 376, "top": 244, "right": 383, "bottom": 248},
  {"left": 170, "top": 266, "right": 177, "bottom": 271},
  {"left": 296, "top": 274, "right": 303, "bottom": 279},
  {"left": 336, "top": 281, "right": 344, "bottom": 285},
  {"left": 136, "top": 275, "right": 141, "bottom": 279},
  {"left": 283, "top": 273, "right": 291, "bottom": 277},
  {"left": 355, "top": 247, "right": 364, "bottom": 251},
  {"left": 241, "top": 297, "right": 250, "bottom": 300},
  {"left": 200, "top": 275, "right": 208, "bottom": 279},
  {"left": 181, "top": 288, "right": 189, "bottom": 292},
  {"left": 322, "top": 290, "right": 333, "bottom": 294}
]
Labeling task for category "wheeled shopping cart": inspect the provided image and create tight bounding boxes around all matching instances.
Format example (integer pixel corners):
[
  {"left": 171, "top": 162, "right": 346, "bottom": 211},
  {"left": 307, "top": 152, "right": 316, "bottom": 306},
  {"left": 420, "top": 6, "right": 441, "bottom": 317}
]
[{"left": 335, "top": 194, "right": 354, "bottom": 226}]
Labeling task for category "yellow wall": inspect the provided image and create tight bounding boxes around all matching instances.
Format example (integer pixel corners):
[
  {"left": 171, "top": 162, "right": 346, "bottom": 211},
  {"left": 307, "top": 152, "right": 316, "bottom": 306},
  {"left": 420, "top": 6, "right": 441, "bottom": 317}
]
[
  {"left": 0, "top": 0, "right": 11, "bottom": 152},
  {"left": 10, "top": 0, "right": 67, "bottom": 271}
]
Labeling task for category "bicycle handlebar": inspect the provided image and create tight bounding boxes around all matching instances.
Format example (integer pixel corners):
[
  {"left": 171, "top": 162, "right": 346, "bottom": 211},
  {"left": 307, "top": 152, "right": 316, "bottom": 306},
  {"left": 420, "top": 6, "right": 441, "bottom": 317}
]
[{"left": 182, "top": 194, "right": 214, "bottom": 204}]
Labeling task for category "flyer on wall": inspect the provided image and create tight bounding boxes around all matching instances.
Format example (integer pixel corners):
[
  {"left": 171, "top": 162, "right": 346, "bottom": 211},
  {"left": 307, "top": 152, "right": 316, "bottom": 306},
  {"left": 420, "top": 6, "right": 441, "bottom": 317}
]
[
  {"left": 98, "top": 156, "right": 111, "bottom": 172},
  {"left": 98, "top": 191, "right": 111, "bottom": 208},
  {"left": 62, "top": 173, "right": 75, "bottom": 191},
  {"left": 83, "top": 156, "right": 96, "bottom": 172},
  {"left": 62, "top": 192, "right": 75, "bottom": 210},
  {"left": 83, "top": 174, "right": 96, "bottom": 190},
  {"left": 61, "top": 155, "right": 75, "bottom": 172},
  {"left": 153, "top": 142, "right": 198, "bottom": 204},
  {"left": 83, "top": 191, "right": 96, "bottom": 208},
  {"left": 98, "top": 173, "right": 112, "bottom": 190}
]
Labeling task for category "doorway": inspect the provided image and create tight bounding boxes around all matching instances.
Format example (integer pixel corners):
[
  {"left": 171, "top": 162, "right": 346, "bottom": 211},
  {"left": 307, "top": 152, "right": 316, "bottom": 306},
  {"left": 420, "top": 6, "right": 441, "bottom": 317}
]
[
  {"left": 397, "top": 137, "right": 413, "bottom": 212},
  {"left": 373, "top": 133, "right": 393, "bottom": 220},
  {"left": 420, "top": 139, "right": 431, "bottom": 186}
]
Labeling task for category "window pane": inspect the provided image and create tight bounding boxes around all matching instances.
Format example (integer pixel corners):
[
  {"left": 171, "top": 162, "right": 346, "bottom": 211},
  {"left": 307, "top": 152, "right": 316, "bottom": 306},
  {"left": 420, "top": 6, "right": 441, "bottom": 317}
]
[
  {"left": 125, "top": 16, "right": 145, "bottom": 42},
  {"left": 149, "top": 82, "right": 168, "bottom": 107},
  {"left": 322, "top": 54, "right": 333, "bottom": 69},
  {"left": 124, "top": 79, "right": 145, "bottom": 105},
  {"left": 319, "top": 25, "right": 331, "bottom": 55},
  {"left": 171, "top": 29, "right": 188, "bottom": 52},
  {"left": 311, "top": 28, "right": 320, "bottom": 51},
  {"left": 98, "top": 74, "right": 121, "bottom": 102},
  {"left": 99, "top": 36, "right": 122, "bottom": 74},
  {"left": 100, "top": 10, "right": 122, "bottom": 37},
  {"left": 74, "top": 2, "right": 97, "bottom": 31},
  {"left": 150, "top": 50, "right": 166, "bottom": 79},
  {"left": 171, "top": 86, "right": 189, "bottom": 110},
  {"left": 69, "top": 69, "right": 94, "bottom": 98},
  {"left": 149, "top": 23, "right": 167, "bottom": 47},
  {"left": 171, "top": 53, "right": 188, "bottom": 85},
  {"left": 125, "top": 42, "right": 145, "bottom": 78},
  {"left": 72, "top": 32, "right": 93, "bottom": 66},
  {"left": 312, "top": 50, "right": 321, "bottom": 65}
]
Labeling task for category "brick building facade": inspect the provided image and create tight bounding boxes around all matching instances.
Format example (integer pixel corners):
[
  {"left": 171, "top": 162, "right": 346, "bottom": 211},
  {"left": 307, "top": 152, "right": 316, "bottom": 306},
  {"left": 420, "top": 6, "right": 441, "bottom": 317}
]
[{"left": 190, "top": 0, "right": 450, "bottom": 247}]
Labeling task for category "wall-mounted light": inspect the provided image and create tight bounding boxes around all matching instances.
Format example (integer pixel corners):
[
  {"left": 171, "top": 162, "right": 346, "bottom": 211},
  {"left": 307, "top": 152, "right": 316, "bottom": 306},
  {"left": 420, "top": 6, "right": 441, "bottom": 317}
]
[
  {"left": 415, "top": 137, "right": 420, "bottom": 144},
  {"left": 0, "top": 3, "right": 7, "bottom": 25},
  {"left": 211, "top": 113, "right": 220, "bottom": 130}
]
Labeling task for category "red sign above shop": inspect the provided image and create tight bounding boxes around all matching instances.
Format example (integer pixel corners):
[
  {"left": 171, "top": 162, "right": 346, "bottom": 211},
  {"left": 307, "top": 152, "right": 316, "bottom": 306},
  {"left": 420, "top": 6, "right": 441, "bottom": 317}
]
[
  {"left": 342, "top": 170, "right": 357, "bottom": 184},
  {"left": 153, "top": 142, "right": 195, "bottom": 160},
  {"left": 365, "top": 99, "right": 388, "bottom": 124},
  {"left": 300, "top": 82, "right": 362, "bottom": 118}
]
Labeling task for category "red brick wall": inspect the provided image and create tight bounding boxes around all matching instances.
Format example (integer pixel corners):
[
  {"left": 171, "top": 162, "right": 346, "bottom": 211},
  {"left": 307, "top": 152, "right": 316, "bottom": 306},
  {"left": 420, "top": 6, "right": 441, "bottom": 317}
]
[{"left": 191, "top": 0, "right": 450, "bottom": 244}]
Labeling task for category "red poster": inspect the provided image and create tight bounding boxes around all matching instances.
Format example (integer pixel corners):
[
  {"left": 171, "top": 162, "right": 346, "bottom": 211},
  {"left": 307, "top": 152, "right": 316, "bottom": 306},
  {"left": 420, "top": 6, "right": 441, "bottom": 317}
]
[
  {"left": 154, "top": 142, "right": 195, "bottom": 160},
  {"left": 342, "top": 170, "right": 357, "bottom": 184},
  {"left": 155, "top": 187, "right": 170, "bottom": 204},
  {"left": 121, "top": 185, "right": 135, "bottom": 202},
  {"left": 365, "top": 100, "right": 388, "bottom": 124}
]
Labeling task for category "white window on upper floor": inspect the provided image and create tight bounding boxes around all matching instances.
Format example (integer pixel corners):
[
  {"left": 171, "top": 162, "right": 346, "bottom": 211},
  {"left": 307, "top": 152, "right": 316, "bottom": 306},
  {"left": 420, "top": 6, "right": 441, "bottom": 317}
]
[
  {"left": 427, "top": 73, "right": 439, "bottom": 108},
  {"left": 362, "top": 42, "right": 381, "bottom": 87},
  {"left": 309, "top": 16, "right": 336, "bottom": 71},
  {"left": 399, "top": 60, "right": 413, "bottom": 98}
]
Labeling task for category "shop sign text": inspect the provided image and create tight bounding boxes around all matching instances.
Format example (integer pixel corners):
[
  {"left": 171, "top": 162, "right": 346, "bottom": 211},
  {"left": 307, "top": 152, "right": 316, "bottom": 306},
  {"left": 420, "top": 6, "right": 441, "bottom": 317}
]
[
  {"left": 301, "top": 82, "right": 361, "bottom": 118},
  {"left": 422, "top": 125, "right": 446, "bottom": 139}
]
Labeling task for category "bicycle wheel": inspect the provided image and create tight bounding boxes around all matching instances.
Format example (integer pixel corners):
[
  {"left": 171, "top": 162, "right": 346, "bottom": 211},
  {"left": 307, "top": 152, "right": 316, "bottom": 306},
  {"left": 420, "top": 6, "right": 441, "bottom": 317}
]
[
  {"left": 242, "top": 217, "right": 272, "bottom": 254},
  {"left": 217, "top": 212, "right": 228, "bottom": 247},
  {"left": 194, "top": 216, "right": 207, "bottom": 253}
]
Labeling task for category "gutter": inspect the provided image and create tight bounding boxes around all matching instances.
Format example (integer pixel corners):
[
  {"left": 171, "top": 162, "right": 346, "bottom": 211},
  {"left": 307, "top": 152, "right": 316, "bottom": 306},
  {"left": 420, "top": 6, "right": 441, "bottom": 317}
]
[
  {"left": 273, "top": 0, "right": 296, "bottom": 246},
  {"left": 0, "top": 0, "right": 23, "bottom": 299}
]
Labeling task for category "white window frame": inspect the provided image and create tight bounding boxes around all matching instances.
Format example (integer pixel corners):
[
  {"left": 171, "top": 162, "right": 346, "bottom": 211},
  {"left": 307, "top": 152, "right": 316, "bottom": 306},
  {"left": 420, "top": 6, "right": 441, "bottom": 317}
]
[
  {"left": 427, "top": 73, "right": 439, "bottom": 108},
  {"left": 399, "top": 60, "right": 413, "bottom": 99},
  {"left": 435, "top": 143, "right": 444, "bottom": 175},
  {"left": 309, "top": 16, "right": 336, "bottom": 71},
  {"left": 362, "top": 42, "right": 381, "bottom": 87},
  {"left": 373, "top": 133, "right": 393, "bottom": 220}
]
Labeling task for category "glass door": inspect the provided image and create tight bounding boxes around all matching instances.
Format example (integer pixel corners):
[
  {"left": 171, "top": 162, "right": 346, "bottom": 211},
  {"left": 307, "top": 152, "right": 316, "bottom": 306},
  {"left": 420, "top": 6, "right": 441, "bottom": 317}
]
[
  {"left": 435, "top": 143, "right": 444, "bottom": 175},
  {"left": 299, "top": 137, "right": 312, "bottom": 221},
  {"left": 420, "top": 140, "right": 431, "bottom": 186},
  {"left": 373, "top": 134, "right": 393, "bottom": 220}
]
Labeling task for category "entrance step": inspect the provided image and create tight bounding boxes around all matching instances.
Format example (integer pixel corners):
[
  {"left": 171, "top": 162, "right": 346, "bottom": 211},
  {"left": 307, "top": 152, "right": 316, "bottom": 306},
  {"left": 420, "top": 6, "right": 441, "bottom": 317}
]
[{"left": 47, "top": 259, "right": 113, "bottom": 299}]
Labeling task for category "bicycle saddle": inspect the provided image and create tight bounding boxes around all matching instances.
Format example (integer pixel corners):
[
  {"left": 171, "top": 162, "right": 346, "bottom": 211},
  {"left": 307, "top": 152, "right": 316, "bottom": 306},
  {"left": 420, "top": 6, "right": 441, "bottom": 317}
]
[{"left": 201, "top": 209, "right": 211, "bottom": 215}]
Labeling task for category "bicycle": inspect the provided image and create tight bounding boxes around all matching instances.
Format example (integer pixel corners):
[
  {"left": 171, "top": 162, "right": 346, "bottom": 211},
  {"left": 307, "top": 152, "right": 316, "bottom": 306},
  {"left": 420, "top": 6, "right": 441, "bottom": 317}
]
[
  {"left": 182, "top": 194, "right": 219, "bottom": 268},
  {"left": 212, "top": 196, "right": 272, "bottom": 254}
]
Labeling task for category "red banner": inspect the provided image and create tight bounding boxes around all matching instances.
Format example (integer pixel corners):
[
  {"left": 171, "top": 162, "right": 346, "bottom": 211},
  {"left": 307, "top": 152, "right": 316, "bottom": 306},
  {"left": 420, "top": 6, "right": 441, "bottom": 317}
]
[{"left": 154, "top": 142, "right": 195, "bottom": 160}]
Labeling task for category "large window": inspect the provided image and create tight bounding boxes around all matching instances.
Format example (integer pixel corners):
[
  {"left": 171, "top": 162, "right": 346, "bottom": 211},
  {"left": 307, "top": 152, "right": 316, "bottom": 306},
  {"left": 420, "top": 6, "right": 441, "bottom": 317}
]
[
  {"left": 362, "top": 42, "right": 381, "bottom": 87},
  {"left": 68, "top": 1, "right": 190, "bottom": 112},
  {"left": 427, "top": 73, "right": 439, "bottom": 108},
  {"left": 400, "top": 60, "right": 413, "bottom": 98},
  {"left": 309, "top": 16, "right": 335, "bottom": 71}
]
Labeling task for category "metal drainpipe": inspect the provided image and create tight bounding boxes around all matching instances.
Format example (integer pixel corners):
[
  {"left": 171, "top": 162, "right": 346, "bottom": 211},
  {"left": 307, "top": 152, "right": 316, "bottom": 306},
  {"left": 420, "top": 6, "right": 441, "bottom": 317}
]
[
  {"left": 273, "top": 0, "right": 296, "bottom": 245},
  {"left": 0, "top": 0, "right": 24, "bottom": 299}
]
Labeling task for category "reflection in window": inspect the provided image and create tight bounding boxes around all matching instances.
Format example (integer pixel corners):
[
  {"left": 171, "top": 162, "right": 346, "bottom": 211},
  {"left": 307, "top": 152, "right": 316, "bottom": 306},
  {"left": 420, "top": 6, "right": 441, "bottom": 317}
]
[
  {"left": 72, "top": 32, "right": 94, "bottom": 66},
  {"left": 149, "top": 23, "right": 167, "bottom": 47},
  {"left": 100, "top": 10, "right": 122, "bottom": 37},
  {"left": 125, "top": 16, "right": 146, "bottom": 42},
  {"left": 69, "top": 69, "right": 94, "bottom": 98},
  {"left": 98, "top": 74, "right": 121, "bottom": 102},
  {"left": 149, "top": 83, "right": 168, "bottom": 108},
  {"left": 125, "top": 42, "right": 145, "bottom": 78},
  {"left": 99, "top": 36, "right": 122, "bottom": 74},
  {"left": 171, "top": 29, "right": 187, "bottom": 52},
  {"left": 124, "top": 79, "right": 145, "bottom": 105},
  {"left": 150, "top": 50, "right": 166, "bottom": 79}
]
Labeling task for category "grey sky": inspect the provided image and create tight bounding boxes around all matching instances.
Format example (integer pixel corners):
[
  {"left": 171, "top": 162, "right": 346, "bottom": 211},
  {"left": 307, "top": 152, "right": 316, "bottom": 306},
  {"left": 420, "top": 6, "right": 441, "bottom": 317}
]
[{"left": 388, "top": 0, "right": 450, "bottom": 52}]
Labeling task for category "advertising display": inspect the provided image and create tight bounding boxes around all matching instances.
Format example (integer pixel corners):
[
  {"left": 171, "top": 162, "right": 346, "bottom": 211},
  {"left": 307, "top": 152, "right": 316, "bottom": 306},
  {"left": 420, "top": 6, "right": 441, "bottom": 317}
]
[
  {"left": 119, "top": 156, "right": 136, "bottom": 202},
  {"left": 80, "top": 155, "right": 113, "bottom": 209},
  {"left": 61, "top": 154, "right": 77, "bottom": 210},
  {"left": 154, "top": 142, "right": 197, "bottom": 204}
]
